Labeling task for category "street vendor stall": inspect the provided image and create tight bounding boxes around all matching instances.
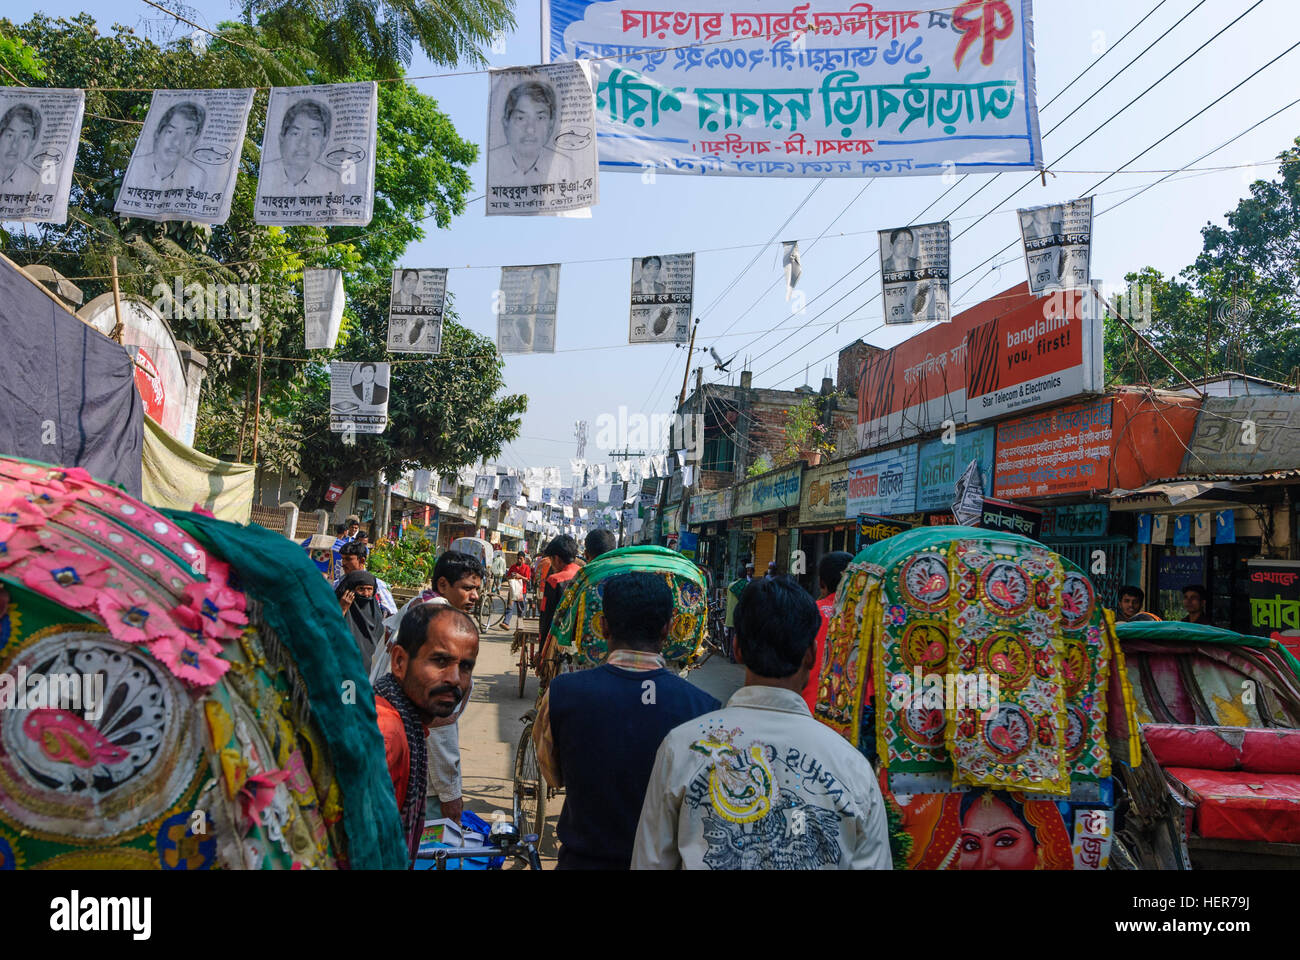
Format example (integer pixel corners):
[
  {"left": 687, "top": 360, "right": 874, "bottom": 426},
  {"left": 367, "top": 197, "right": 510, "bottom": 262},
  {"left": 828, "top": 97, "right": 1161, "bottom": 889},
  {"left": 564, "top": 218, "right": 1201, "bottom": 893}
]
[{"left": 814, "top": 526, "right": 1141, "bottom": 870}]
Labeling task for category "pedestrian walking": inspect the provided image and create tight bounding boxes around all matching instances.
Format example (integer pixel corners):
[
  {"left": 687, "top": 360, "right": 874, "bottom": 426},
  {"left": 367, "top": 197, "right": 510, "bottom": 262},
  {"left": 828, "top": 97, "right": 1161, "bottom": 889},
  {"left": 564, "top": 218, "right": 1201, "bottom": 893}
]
[
  {"left": 533, "top": 572, "right": 719, "bottom": 869},
  {"left": 503, "top": 550, "right": 532, "bottom": 628},
  {"left": 632, "top": 576, "right": 892, "bottom": 870}
]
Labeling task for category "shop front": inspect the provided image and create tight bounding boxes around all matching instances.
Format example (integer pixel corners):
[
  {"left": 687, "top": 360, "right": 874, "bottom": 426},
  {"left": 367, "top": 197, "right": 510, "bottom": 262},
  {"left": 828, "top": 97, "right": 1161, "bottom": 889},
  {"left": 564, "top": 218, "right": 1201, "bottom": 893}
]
[
  {"left": 795, "top": 460, "right": 852, "bottom": 594},
  {"left": 846, "top": 443, "right": 918, "bottom": 550},
  {"left": 731, "top": 463, "right": 802, "bottom": 574},
  {"left": 686, "top": 487, "right": 732, "bottom": 585}
]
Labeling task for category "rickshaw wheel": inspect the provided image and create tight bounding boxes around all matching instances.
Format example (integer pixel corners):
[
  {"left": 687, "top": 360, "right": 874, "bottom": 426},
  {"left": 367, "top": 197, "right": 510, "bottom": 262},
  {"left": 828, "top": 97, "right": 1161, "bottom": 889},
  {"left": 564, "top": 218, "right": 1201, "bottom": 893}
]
[{"left": 513, "top": 723, "right": 547, "bottom": 844}]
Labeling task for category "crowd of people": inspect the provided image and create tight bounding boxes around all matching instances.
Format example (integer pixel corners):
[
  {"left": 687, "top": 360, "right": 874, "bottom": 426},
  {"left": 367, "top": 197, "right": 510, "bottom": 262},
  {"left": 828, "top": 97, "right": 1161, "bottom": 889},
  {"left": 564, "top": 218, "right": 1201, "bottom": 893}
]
[{"left": 312, "top": 515, "right": 1220, "bottom": 871}]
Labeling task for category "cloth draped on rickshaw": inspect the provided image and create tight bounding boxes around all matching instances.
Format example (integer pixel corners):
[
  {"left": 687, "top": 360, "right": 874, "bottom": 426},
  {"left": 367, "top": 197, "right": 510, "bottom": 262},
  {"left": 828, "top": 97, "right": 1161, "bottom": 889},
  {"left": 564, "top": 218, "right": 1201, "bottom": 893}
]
[
  {"left": 0, "top": 457, "right": 406, "bottom": 870},
  {"left": 813, "top": 527, "right": 1141, "bottom": 870}
]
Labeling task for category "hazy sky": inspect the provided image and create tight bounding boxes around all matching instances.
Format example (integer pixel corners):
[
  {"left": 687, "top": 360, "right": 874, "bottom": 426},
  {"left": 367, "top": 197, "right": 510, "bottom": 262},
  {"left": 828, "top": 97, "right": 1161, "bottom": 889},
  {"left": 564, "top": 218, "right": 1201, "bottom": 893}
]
[{"left": 12, "top": 0, "right": 1300, "bottom": 476}]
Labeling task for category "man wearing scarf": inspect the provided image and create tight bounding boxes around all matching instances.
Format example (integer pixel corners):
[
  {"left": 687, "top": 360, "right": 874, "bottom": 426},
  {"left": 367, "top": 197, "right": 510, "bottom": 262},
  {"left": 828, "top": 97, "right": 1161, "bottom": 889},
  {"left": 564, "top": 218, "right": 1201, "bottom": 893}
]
[
  {"left": 336, "top": 570, "right": 384, "bottom": 667},
  {"left": 374, "top": 602, "right": 480, "bottom": 865}
]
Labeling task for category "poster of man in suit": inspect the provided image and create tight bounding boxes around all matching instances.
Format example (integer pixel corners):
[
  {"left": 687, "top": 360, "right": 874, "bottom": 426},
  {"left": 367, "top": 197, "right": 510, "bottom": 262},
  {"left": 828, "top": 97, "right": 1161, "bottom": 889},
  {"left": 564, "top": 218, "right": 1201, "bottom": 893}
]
[
  {"left": 1018, "top": 197, "right": 1093, "bottom": 294},
  {"left": 330, "top": 361, "right": 390, "bottom": 435},
  {"left": 879, "top": 221, "right": 950, "bottom": 325},
  {"left": 629, "top": 252, "right": 693, "bottom": 344}
]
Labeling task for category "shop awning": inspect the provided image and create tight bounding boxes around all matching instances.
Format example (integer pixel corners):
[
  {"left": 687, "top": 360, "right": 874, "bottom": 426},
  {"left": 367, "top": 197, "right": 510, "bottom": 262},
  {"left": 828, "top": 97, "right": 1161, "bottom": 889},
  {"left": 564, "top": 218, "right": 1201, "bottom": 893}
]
[{"left": 1104, "top": 479, "right": 1263, "bottom": 512}]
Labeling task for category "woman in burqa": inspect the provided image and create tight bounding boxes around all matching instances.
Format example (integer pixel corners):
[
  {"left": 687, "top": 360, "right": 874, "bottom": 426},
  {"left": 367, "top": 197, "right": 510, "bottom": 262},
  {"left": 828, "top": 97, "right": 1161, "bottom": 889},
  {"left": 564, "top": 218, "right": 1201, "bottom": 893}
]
[{"left": 336, "top": 569, "right": 384, "bottom": 666}]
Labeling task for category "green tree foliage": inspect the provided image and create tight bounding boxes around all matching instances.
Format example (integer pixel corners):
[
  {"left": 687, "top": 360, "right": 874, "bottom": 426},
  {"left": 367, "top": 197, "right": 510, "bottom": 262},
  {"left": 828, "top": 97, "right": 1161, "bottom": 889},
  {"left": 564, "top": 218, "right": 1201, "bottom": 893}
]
[
  {"left": 0, "top": 11, "right": 525, "bottom": 493},
  {"left": 1108, "top": 138, "right": 1300, "bottom": 389}
]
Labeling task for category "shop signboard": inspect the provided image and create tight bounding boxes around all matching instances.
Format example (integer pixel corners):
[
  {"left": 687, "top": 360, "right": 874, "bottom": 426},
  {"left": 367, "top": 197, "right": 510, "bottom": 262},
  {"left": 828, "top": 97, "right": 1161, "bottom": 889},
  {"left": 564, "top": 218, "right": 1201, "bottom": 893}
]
[
  {"left": 1182, "top": 396, "right": 1300, "bottom": 475},
  {"left": 1247, "top": 560, "right": 1300, "bottom": 652},
  {"left": 993, "top": 398, "right": 1114, "bottom": 499},
  {"left": 688, "top": 487, "right": 732, "bottom": 525},
  {"left": 846, "top": 445, "right": 918, "bottom": 517},
  {"left": 1041, "top": 503, "right": 1109, "bottom": 539},
  {"left": 856, "top": 514, "right": 913, "bottom": 549},
  {"left": 733, "top": 464, "right": 802, "bottom": 518},
  {"left": 915, "top": 426, "right": 995, "bottom": 512},
  {"left": 799, "top": 461, "right": 850, "bottom": 524},
  {"left": 977, "top": 496, "right": 1042, "bottom": 540}
]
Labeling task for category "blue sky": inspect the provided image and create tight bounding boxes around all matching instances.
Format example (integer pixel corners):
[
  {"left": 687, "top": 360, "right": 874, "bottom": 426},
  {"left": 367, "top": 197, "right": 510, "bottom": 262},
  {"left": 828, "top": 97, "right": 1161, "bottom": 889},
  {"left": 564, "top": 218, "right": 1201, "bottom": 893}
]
[{"left": 11, "top": 0, "right": 1300, "bottom": 474}]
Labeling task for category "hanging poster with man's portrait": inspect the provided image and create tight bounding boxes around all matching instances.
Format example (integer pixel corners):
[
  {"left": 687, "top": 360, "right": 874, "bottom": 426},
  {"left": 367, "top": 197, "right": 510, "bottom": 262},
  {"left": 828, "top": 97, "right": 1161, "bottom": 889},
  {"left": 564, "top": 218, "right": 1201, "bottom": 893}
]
[
  {"left": 629, "top": 252, "right": 692, "bottom": 344},
  {"left": 879, "top": 221, "right": 950, "bottom": 326},
  {"left": 486, "top": 62, "right": 597, "bottom": 216},
  {"left": 387, "top": 267, "right": 447, "bottom": 354},
  {"left": 330, "top": 361, "right": 389, "bottom": 435},
  {"left": 1018, "top": 198, "right": 1093, "bottom": 294},
  {"left": 0, "top": 87, "right": 84, "bottom": 223},
  {"left": 498, "top": 264, "right": 559, "bottom": 354},
  {"left": 304, "top": 268, "right": 345, "bottom": 350},
  {"left": 116, "top": 88, "right": 253, "bottom": 224},
  {"left": 255, "top": 81, "right": 377, "bottom": 226}
]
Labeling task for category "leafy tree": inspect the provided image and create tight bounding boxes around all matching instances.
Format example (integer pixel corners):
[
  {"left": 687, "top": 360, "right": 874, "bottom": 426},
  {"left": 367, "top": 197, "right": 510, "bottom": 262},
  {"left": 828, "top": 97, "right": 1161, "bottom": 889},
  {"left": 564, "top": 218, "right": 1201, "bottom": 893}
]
[{"left": 1108, "top": 138, "right": 1300, "bottom": 389}]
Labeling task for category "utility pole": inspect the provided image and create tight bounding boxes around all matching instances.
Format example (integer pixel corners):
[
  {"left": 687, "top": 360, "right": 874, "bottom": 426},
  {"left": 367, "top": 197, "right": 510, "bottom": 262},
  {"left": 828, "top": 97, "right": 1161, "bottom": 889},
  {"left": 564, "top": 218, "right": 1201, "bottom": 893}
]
[{"left": 655, "top": 318, "right": 700, "bottom": 546}]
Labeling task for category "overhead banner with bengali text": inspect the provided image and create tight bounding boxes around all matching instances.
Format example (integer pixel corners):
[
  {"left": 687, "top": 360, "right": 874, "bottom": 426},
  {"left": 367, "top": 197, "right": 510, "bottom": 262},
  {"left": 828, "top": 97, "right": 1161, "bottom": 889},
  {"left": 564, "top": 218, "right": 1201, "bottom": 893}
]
[{"left": 543, "top": 0, "right": 1042, "bottom": 178}]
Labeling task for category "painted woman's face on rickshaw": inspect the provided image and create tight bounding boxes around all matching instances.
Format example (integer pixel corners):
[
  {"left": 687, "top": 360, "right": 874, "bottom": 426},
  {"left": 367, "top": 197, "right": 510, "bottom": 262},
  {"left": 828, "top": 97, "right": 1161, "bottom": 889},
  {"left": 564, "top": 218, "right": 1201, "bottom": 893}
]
[{"left": 958, "top": 795, "right": 1037, "bottom": 870}]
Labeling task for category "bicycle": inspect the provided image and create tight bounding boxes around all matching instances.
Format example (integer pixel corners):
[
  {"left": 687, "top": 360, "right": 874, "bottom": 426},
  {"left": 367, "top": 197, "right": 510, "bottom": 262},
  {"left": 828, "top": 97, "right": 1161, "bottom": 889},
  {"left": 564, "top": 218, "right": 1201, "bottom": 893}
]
[
  {"left": 513, "top": 707, "right": 561, "bottom": 849},
  {"left": 474, "top": 575, "right": 508, "bottom": 633},
  {"left": 413, "top": 808, "right": 543, "bottom": 870}
]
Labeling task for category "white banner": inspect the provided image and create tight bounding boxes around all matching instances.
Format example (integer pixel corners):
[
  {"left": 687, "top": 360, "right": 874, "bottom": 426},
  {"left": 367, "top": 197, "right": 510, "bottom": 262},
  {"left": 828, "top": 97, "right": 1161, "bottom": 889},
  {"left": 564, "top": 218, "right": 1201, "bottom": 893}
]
[
  {"left": 498, "top": 264, "right": 560, "bottom": 354},
  {"left": 879, "top": 220, "right": 949, "bottom": 325},
  {"left": 545, "top": 0, "right": 1042, "bottom": 178},
  {"left": 387, "top": 267, "right": 447, "bottom": 354},
  {"left": 629, "top": 252, "right": 693, "bottom": 343},
  {"left": 304, "top": 269, "right": 345, "bottom": 350},
  {"left": 487, "top": 61, "right": 599, "bottom": 215},
  {"left": 0, "top": 88, "right": 84, "bottom": 223},
  {"left": 330, "top": 361, "right": 389, "bottom": 434},
  {"left": 1018, "top": 196, "right": 1093, "bottom": 294},
  {"left": 255, "top": 81, "right": 377, "bottom": 226},
  {"left": 116, "top": 88, "right": 253, "bottom": 224}
]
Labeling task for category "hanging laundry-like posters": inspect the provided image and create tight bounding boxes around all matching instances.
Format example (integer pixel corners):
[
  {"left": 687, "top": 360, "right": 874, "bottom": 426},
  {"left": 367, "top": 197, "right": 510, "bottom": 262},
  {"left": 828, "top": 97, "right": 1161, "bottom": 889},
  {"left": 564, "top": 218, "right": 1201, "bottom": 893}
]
[
  {"left": 543, "top": 0, "right": 1042, "bottom": 178},
  {"left": 387, "top": 268, "right": 447, "bottom": 354},
  {"left": 879, "top": 220, "right": 949, "bottom": 325},
  {"left": 487, "top": 61, "right": 599, "bottom": 215},
  {"left": 0, "top": 87, "right": 84, "bottom": 223},
  {"left": 255, "top": 81, "right": 378, "bottom": 226},
  {"left": 498, "top": 264, "right": 560, "bottom": 354},
  {"left": 304, "top": 268, "right": 345, "bottom": 350},
  {"left": 116, "top": 88, "right": 254, "bottom": 224},
  {"left": 1018, "top": 196, "right": 1092, "bottom": 294},
  {"left": 330, "top": 361, "right": 390, "bottom": 435}
]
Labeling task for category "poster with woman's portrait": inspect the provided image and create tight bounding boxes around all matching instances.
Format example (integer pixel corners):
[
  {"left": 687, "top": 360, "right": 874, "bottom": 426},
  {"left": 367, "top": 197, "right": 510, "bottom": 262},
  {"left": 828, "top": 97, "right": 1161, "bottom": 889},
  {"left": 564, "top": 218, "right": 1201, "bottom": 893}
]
[
  {"left": 888, "top": 788, "right": 1076, "bottom": 870},
  {"left": 256, "top": 82, "right": 377, "bottom": 226},
  {"left": 116, "top": 88, "right": 253, "bottom": 224}
]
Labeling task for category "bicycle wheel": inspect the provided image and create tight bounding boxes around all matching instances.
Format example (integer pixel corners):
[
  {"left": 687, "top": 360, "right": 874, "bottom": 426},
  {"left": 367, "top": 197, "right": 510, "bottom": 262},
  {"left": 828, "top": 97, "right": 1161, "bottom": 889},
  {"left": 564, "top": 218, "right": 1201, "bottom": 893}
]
[
  {"left": 518, "top": 642, "right": 528, "bottom": 698},
  {"left": 513, "top": 722, "right": 547, "bottom": 843},
  {"left": 487, "top": 594, "right": 507, "bottom": 628}
]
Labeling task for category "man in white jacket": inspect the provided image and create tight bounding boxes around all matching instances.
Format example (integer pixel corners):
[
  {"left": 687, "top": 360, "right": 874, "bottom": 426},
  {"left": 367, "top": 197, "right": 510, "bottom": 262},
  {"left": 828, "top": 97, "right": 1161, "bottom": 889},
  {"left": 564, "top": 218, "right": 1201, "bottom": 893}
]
[{"left": 631, "top": 576, "right": 893, "bottom": 870}]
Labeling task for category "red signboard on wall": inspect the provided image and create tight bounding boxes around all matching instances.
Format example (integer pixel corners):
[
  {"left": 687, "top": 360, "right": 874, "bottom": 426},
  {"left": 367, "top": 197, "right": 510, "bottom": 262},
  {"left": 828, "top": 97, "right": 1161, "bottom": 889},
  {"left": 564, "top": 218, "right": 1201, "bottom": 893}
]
[{"left": 993, "top": 398, "right": 1114, "bottom": 499}]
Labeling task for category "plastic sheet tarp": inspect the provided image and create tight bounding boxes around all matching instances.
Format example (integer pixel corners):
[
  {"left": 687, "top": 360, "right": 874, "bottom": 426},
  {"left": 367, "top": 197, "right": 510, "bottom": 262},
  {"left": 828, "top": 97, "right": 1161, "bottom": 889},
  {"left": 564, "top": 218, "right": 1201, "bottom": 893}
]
[
  {"left": 142, "top": 413, "right": 254, "bottom": 523},
  {"left": 0, "top": 253, "right": 143, "bottom": 494}
]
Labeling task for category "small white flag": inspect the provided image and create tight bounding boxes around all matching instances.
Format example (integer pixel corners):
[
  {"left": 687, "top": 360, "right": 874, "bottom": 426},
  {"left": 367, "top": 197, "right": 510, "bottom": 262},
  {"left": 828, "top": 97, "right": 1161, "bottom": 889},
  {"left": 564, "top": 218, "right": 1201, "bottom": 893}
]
[{"left": 782, "top": 240, "right": 801, "bottom": 300}]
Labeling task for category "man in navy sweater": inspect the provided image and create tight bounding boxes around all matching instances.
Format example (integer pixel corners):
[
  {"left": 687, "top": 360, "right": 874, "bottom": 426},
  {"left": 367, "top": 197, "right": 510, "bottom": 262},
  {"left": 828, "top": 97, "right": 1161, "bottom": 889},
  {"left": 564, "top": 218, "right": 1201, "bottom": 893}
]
[{"left": 533, "top": 571, "right": 720, "bottom": 869}]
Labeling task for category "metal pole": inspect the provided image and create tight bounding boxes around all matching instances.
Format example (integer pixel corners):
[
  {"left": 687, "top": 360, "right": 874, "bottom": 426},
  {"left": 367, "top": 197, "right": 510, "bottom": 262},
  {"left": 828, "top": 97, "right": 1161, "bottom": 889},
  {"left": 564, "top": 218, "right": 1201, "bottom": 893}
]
[{"left": 251, "top": 330, "right": 264, "bottom": 484}]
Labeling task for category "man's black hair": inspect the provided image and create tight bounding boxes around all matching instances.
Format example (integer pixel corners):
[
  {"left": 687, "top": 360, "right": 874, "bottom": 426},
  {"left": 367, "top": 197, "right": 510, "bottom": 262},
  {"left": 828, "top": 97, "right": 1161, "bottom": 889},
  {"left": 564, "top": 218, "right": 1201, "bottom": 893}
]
[
  {"left": 359, "top": 362, "right": 377, "bottom": 375},
  {"left": 339, "top": 540, "right": 368, "bottom": 560},
  {"left": 641, "top": 255, "right": 662, "bottom": 270},
  {"left": 735, "top": 576, "right": 821, "bottom": 678},
  {"left": 543, "top": 534, "right": 579, "bottom": 564},
  {"left": 401, "top": 268, "right": 419, "bottom": 282},
  {"left": 1118, "top": 584, "right": 1145, "bottom": 604},
  {"left": 1182, "top": 583, "right": 1208, "bottom": 602},
  {"left": 432, "top": 549, "right": 485, "bottom": 589},
  {"left": 395, "top": 603, "right": 478, "bottom": 658},
  {"left": 818, "top": 551, "right": 854, "bottom": 595},
  {"left": 281, "top": 99, "right": 331, "bottom": 139},
  {"left": 585, "top": 529, "right": 616, "bottom": 560},
  {"left": 602, "top": 572, "right": 672, "bottom": 653},
  {"left": 889, "top": 227, "right": 915, "bottom": 246}
]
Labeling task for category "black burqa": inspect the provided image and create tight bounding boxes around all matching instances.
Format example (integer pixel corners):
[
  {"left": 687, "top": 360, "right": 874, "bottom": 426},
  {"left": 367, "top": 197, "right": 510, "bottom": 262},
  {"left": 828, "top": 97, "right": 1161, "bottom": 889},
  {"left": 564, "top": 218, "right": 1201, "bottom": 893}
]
[{"left": 336, "top": 570, "right": 383, "bottom": 667}]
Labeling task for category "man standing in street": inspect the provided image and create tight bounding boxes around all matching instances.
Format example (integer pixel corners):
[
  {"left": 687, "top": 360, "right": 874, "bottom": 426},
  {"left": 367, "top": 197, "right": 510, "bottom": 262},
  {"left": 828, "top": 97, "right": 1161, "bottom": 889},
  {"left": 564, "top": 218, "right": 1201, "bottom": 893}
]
[
  {"left": 503, "top": 550, "right": 532, "bottom": 629},
  {"left": 374, "top": 604, "right": 479, "bottom": 864},
  {"left": 632, "top": 576, "right": 892, "bottom": 870},
  {"left": 539, "top": 535, "right": 581, "bottom": 643},
  {"left": 534, "top": 572, "right": 719, "bottom": 869},
  {"left": 332, "top": 514, "right": 361, "bottom": 573},
  {"left": 336, "top": 540, "right": 397, "bottom": 619},
  {"left": 801, "top": 551, "right": 853, "bottom": 714},
  {"left": 1182, "top": 584, "right": 1212, "bottom": 625},
  {"left": 724, "top": 560, "right": 755, "bottom": 651}
]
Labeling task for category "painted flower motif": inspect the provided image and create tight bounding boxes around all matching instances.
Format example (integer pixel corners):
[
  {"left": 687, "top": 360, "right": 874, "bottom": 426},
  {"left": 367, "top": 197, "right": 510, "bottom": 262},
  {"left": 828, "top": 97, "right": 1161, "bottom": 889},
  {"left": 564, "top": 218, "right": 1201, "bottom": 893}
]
[
  {"left": 40, "top": 467, "right": 96, "bottom": 496},
  {"left": 0, "top": 494, "right": 47, "bottom": 534},
  {"left": 887, "top": 604, "right": 908, "bottom": 627},
  {"left": 20, "top": 549, "right": 110, "bottom": 608},
  {"left": 151, "top": 630, "right": 229, "bottom": 687},
  {"left": 94, "top": 594, "right": 174, "bottom": 645},
  {"left": 9, "top": 481, "right": 75, "bottom": 518},
  {"left": 0, "top": 527, "right": 41, "bottom": 569},
  {"left": 180, "top": 565, "right": 248, "bottom": 641}
]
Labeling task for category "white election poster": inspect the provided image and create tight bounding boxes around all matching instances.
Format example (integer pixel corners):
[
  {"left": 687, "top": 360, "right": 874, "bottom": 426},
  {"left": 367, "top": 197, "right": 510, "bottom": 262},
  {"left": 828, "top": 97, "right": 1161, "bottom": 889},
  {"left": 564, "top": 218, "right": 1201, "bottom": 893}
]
[
  {"left": 879, "top": 221, "right": 949, "bottom": 325},
  {"left": 498, "top": 264, "right": 560, "bottom": 354},
  {"left": 487, "top": 62, "right": 598, "bottom": 215},
  {"left": 304, "top": 268, "right": 345, "bottom": 350},
  {"left": 255, "top": 81, "right": 378, "bottom": 226},
  {"left": 330, "top": 361, "right": 389, "bottom": 435},
  {"left": 544, "top": 0, "right": 1042, "bottom": 178},
  {"left": 116, "top": 88, "right": 254, "bottom": 224},
  {"left": 0, "top": 88, "right": 84, "bottom": 223},
  {"left": 1018, "top": 197, "right": 1093, "bottom": 294},
  {"left": 387, "top": 268, "right": 447, "bottom": 354},
  {"left": 629, "top": 252, "right": 692, "bottom": 343}
]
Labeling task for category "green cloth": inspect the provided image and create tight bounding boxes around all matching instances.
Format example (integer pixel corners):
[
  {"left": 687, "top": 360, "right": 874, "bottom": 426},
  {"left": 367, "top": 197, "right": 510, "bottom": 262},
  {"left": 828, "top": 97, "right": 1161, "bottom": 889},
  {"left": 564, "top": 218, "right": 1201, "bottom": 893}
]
[
  {"left": 725, "top": 578, "right": 747, "bottom": 628},
  {"left": 1115, "top": 619, "right": 1300, "bottom": 681},
  {"left": 143, "top": 414, "right": 255, "bottom": 523},
  {"left": 165, "top": 509, "right": 408, "bottom": 870}
]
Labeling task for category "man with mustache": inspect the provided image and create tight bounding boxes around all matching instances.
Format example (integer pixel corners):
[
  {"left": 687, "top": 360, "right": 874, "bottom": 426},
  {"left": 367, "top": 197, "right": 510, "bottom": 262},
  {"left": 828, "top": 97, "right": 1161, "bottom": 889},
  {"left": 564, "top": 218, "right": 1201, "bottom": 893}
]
[
  {"left": 260, "top": 98, "right": 344, "bottom": 196},
  {"left": 374, "top": 603, "right": 480, "bottom": 864},
  {"left": 133, "top": 102, "right": 208, "bottom": 193},
  {"left": 0, "top": 103, "right": 43, "bottom": 198}
]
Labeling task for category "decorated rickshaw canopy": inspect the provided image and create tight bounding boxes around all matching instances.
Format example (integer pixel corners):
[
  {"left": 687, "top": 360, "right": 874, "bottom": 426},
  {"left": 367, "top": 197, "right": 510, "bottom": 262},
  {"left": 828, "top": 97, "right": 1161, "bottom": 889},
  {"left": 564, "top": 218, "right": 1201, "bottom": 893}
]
[{"left": 0, "top": 456, "right": 405, "bottom": 870}]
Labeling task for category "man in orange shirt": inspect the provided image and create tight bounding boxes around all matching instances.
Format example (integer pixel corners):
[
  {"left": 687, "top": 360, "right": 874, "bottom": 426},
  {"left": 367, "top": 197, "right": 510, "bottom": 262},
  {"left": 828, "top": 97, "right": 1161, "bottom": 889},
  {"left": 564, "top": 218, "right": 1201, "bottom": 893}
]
[
  {"left": 801, "top": 551, "right": 853, "bottom": 714},
  {"left": 374, "top": 603, "right": 479, "bottom": 865},
  {"left": 539, "top": 535, "right": 581, "bottom": 643}
]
